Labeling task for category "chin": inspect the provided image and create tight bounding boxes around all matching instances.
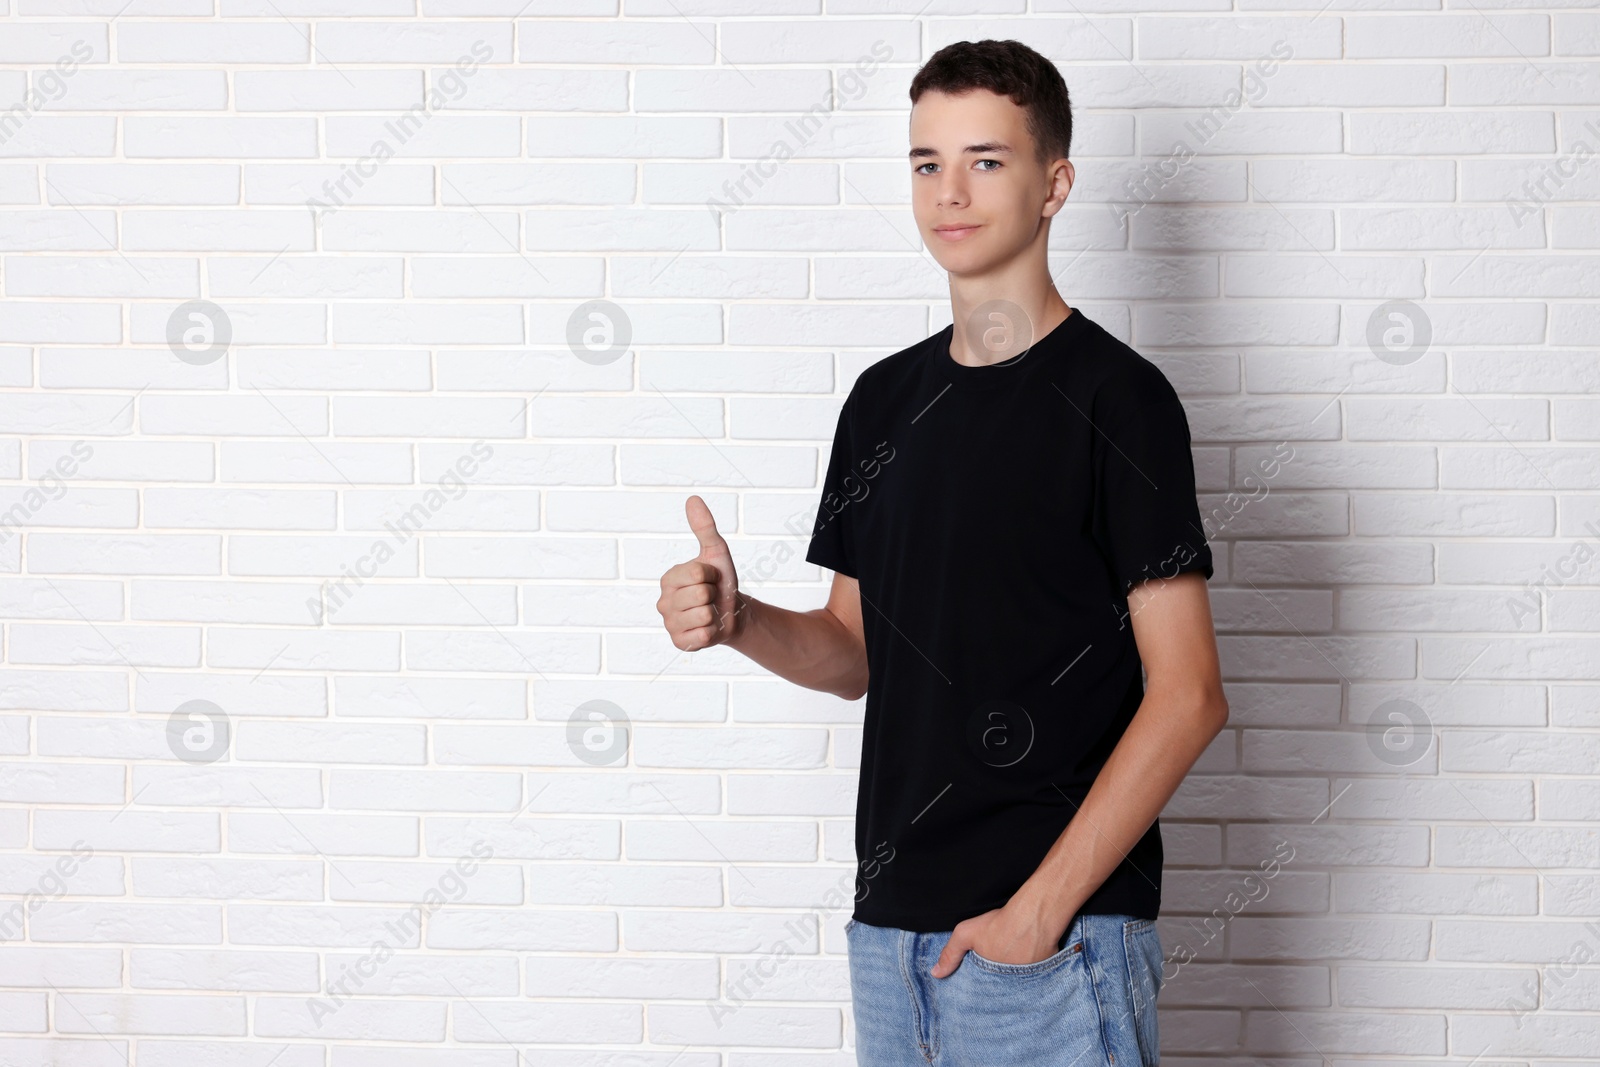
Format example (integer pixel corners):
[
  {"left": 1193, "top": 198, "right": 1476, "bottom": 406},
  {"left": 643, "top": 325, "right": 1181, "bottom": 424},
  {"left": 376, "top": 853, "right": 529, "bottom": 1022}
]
[{"left": 937, "top": 249, "right": 998, "bottom": 277}]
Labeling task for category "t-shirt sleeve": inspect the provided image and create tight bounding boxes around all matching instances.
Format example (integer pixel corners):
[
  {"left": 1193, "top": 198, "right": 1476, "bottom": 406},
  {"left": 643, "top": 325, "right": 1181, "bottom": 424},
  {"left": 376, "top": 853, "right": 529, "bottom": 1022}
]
[
  {"left": 1092, "top": 361, "right": 1213, "bottom": 596},
  {"left": 806, "top": 393, "right": 860, "bottom": 579}
]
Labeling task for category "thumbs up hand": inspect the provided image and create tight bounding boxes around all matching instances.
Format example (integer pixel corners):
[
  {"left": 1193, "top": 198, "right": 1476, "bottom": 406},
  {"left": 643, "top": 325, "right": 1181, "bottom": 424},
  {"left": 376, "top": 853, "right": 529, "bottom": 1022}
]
[{"left": 658, "top": 495, "right": 745, "bottom": 652}]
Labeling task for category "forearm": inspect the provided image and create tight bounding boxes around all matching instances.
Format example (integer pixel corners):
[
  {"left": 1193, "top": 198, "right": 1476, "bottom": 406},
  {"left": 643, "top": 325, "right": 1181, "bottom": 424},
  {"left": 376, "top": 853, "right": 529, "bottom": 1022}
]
[
  {"left": 726, "top": 592, "right": 869, "bottom": 701},
  {"left": 1011, "top": 686, "right": 1227, "bottom": 937}
]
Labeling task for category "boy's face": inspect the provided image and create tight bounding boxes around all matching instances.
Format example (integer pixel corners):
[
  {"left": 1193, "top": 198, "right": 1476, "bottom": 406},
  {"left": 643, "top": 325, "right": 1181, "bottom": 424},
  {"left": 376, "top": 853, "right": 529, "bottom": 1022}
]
[{"left": 908, "top": 88, "right": 1072, "bottom": 277}]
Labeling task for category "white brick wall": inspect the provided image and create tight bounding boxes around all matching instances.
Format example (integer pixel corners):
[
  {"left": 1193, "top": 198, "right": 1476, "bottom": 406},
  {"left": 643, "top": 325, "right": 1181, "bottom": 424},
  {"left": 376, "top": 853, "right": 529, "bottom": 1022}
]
[{"left": 0, "top": 4, "right": 1596, "bottom": 1064}]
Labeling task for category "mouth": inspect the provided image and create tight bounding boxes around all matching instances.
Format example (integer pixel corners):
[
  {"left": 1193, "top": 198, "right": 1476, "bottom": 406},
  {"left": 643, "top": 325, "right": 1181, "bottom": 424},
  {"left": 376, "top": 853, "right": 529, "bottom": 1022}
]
[{"left": 933, "top": 224, "right": 981, "bottom": 242}]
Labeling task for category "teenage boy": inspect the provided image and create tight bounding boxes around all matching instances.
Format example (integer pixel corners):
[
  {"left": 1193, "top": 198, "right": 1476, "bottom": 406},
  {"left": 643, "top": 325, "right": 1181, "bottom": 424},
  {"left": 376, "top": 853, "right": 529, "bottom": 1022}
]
[{"left": 657, "top": 38, "right": 1226, "bottom": 1067}]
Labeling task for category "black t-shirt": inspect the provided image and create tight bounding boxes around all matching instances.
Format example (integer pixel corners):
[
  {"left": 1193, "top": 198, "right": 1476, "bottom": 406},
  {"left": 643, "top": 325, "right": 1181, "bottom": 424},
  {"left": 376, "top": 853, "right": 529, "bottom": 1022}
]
[{"left": 806, "top": 306, "right": 1213, "bottom": 932}]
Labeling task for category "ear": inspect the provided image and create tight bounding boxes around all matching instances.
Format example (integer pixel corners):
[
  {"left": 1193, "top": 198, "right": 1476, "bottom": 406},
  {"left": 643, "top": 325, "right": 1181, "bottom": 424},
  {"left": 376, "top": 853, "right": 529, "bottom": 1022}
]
[{"left": 1043, "top": 158, "right": 1074, "bottom": 218}]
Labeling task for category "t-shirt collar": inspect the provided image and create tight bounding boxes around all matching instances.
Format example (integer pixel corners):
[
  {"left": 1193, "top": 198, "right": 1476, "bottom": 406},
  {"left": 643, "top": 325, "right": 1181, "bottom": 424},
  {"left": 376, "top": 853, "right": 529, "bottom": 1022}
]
[{"left": 932, "top": 306, "right": 1091, "bottom": 391}]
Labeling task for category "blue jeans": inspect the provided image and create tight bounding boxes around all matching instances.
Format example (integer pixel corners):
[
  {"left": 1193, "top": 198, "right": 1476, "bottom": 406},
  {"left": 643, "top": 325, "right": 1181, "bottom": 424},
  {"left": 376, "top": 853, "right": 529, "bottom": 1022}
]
[{"left": 845, "top": 912, "right": 1163, "bottom": 1067}]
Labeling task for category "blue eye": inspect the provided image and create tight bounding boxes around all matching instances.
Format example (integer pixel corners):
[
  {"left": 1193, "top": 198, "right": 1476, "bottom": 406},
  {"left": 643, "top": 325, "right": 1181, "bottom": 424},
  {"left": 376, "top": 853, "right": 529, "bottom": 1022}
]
[{"left": 915, "top": 160, "right": 1001, "bottom": 174}]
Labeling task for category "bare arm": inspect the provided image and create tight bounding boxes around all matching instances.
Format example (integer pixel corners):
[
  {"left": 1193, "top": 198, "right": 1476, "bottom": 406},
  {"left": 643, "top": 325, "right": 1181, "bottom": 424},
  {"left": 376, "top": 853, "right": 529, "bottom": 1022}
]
[
  {"left": 932, "top": 570, "right": 1228, "bottom": 974},
  {"left": 657, "top": 495, "right": 868, "bottom": 701},
  {"left": 729, "top": 572, "right": 868, "bottom": 701}
]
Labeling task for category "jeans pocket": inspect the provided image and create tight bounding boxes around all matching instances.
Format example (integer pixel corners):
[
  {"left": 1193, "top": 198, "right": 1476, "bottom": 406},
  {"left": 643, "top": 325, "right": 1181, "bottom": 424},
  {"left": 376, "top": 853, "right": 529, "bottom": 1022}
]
[
  {"left": 966, "top": 938, "right": 1083, "bottom": 977},
  {"left": 1123, "top": 919, "right": 1163, "bottom": 1067}
]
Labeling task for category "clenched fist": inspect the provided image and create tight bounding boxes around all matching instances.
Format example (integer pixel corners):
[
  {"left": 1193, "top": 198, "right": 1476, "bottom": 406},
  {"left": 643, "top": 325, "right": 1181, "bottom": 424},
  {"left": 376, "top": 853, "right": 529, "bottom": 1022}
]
[{"left": 658, "top": 495, "right": 746, "bottom": 652}]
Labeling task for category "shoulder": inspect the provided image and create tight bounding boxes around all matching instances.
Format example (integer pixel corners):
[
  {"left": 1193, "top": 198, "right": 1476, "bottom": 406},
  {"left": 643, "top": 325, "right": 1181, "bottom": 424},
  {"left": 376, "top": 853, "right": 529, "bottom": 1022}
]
[
  {"left": 843, "top": 326, "right": 946, "bottom": 407},
  {"left": 1076, "top": 318, "right": 1184, "bottom": 413}
]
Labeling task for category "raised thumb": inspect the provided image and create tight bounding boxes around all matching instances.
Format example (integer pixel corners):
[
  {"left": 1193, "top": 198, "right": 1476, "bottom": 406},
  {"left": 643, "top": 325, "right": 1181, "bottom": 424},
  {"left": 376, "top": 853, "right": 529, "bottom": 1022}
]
[{"left": 685, "top": 494, "right": 727, "bottom": 559}]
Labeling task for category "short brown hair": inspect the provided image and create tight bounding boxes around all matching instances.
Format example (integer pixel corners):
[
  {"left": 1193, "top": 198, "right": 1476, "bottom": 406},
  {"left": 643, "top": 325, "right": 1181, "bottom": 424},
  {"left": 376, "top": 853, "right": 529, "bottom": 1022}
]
[{"left": 909, "top": 39, "right": 1073, "bottom": 167}]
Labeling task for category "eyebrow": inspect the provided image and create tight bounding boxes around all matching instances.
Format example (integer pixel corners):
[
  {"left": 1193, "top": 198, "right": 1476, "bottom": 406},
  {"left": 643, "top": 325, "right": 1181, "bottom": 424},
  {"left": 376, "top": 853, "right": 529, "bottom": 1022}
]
[{"left": 908, "top": 142, "right": 1015, "bottom": 160}]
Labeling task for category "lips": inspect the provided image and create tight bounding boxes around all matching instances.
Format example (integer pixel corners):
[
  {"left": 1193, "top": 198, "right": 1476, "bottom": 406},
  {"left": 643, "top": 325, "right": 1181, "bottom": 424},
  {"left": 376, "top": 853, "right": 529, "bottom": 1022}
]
[{"left": 934, "top": 224, "right": 981, "bottom": 241}]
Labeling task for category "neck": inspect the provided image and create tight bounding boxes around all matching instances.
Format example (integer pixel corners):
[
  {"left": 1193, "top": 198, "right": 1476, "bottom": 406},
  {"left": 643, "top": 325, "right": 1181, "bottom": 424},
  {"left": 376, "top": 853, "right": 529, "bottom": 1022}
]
[{"left": 947, "top": 291, "right": 1071, "bottom": 367}]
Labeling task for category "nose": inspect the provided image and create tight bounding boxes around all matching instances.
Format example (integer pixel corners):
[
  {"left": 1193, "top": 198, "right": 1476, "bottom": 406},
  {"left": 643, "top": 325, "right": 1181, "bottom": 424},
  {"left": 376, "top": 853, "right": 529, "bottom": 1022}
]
[{"left": 938, "top": 183, "right": 966, "bottom": 209}]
